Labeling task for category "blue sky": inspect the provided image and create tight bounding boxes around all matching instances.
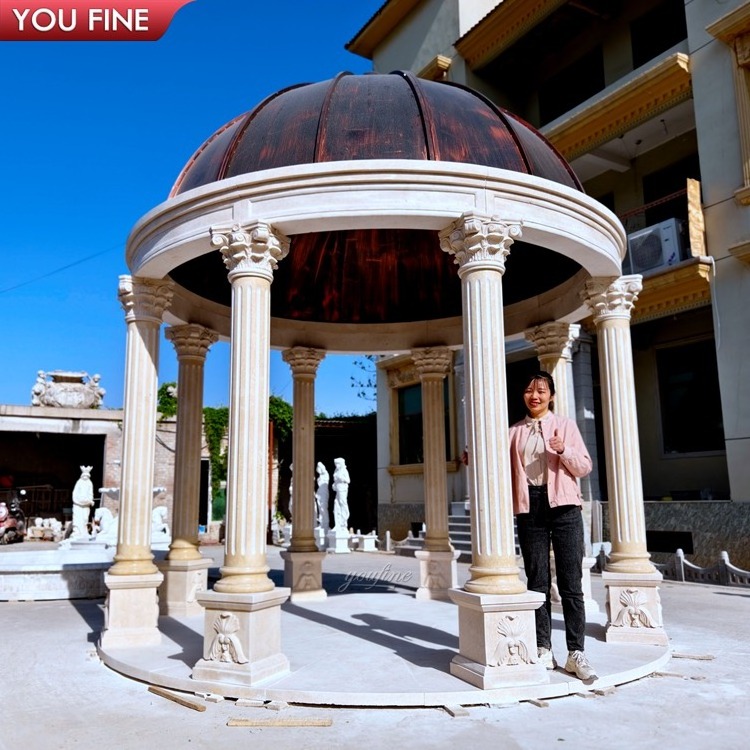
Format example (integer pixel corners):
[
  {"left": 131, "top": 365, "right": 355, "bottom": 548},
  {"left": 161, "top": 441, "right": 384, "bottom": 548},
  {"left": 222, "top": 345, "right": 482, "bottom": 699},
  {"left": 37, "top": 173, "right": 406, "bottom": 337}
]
[{"left": 0, "top": 0, "right": 383, "bottom": 414}]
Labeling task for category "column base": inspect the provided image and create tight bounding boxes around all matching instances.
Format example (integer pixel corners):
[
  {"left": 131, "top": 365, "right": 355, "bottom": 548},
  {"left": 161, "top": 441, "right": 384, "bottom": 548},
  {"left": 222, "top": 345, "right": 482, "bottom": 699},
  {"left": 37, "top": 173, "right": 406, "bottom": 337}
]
[
  {"left": 415, "top": 550, "right": 459, "bottom": 601},
  {"left": 156, "top": 558, "right": 212, "bottom": 617},
  {"left": 448, "top": 588, "right": 549, "bottom": 689},
  {"left": 280, "top": 550, "right": 327, "bottom": 602},
  {"left": 99, "top": 572, "right": 163, "bottom": 650},
  {"left": 602, "top": 570, "right": 668, "bottom": 646},
  {"left": 192, "top": 587, "right": 291, "bottom": 687},
  {"left": 327, "top": 528, "right": 351, "bottom": 554}
]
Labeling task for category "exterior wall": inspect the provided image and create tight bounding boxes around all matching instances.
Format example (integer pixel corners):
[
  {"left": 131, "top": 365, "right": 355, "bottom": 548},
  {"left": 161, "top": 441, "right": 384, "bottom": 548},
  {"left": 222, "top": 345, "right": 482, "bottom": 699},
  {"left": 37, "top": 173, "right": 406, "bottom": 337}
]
[
  {"left": 689, "top": 0, "right": 750, "bottom": 502},
  {"left": 601, "top": 500, "right": 750, "bottom": 569},
  {"left": 370, "top": 0, "right": 459, "bottom": 75}
]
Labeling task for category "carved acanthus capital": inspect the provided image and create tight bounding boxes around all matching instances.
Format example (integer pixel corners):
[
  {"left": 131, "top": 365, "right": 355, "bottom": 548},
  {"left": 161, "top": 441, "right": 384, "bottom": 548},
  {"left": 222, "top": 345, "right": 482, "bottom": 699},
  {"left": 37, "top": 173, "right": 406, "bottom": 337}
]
[
  {"left": 211, "top": 222, "right": 290, "bottom": 280},
  {"left": 411, "top": 347, "right": 452, "bottom": 379},
  {"left": 582, "top": 275, "right": 643, "bottom": 324},
  {"left": 165, "top": 324, "right": 219, "bottom": 361},
  {"left": 118, "top": 275, "right": 173, "bottom": 324},
  {"left": 736, "top": 32, "right": 750, "bottom": 68},
  {"left": 525, "top": 322, "right": 581, "bottom": 362},
  {"left": 439, "top": 212, "right": 521, "bottom": 272},
  {"left": 282, "top": 347, "right": 326, "bottom": 377}
]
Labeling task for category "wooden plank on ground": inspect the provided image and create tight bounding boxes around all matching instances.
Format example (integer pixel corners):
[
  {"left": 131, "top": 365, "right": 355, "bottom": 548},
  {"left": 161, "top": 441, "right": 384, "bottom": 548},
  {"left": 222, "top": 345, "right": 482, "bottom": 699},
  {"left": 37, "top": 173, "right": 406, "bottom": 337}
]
[{"left": 148, "top": 685, "right": 207, "bottom": 712}]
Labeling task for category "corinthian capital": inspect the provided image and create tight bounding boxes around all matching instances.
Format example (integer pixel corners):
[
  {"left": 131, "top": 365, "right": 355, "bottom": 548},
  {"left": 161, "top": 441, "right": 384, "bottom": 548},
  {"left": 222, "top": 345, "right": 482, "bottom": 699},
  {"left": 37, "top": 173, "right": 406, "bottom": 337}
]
[
  {"left": 582, "top": 275, "right": 643, "bottom": 323},
  {"left": 118, "top": 275, "right": 173, "bottom": 323},
  {"left": 411, "top": 347, "right": 452, "bottom": 378},
  {"left": 525, "top": 322, "right": 581, "bottom": 361},
  {"left": 166, "top": 324, "right": 219, "bottom": 360},
  {"left": 439, "top": 212, "right": 521, "bottom": 271},
  {"left": 211, "top": 222, "right": 290, "bottom": 279},
  {"left": 282, "top": 347, "right": 325, "bottom": 377}
]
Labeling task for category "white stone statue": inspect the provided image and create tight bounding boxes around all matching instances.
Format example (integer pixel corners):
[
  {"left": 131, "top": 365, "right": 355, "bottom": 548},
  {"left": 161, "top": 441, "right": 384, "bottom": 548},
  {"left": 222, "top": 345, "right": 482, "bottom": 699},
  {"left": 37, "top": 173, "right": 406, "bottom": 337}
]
[
  {"left": 94, "top": 507, "right": 119, "bottom": 545},
  {"left": 151, "top": 506, "right": 170, "bottom": 542},
  {"left": 332, "top": 457, "right": 351, "bottom": 531},
  {"left": 71, "top": 465, "right": 95, "bottom": 539},
  {"left": 315, "top": 461, "right": 330, "bottom": 532},
  {"left": 30, "top": 371, "right": 105, "bottom": 409}
]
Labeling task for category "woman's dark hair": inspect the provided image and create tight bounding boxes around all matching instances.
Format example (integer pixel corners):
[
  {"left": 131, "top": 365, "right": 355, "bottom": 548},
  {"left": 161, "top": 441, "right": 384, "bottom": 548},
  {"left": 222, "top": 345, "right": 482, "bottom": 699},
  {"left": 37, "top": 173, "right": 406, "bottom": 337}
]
[{"left": 524, "top": 371, "right": 556, "bottom": 411}]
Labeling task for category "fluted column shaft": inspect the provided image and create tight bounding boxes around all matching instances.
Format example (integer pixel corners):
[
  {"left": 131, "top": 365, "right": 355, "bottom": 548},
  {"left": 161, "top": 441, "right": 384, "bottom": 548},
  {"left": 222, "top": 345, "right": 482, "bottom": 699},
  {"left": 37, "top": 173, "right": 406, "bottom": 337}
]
[
  {"left": 583, "top": 276, "right": 656, "bottom": 574},
  {"left": 525, "top": 322, "right": 580, "bottom": 418},
  {"left": 440, "top": 212, "right": 524, "bottom": 594},
  {"left": 212, "top": 223, "right": 289, "bottom": 594},
  {"left": 412, "top": 347, "right": 452, "bottom": 552},
  {"left": 283, "top": 347, "right": 325, "bottom": 553},
  {"left": 165, "top": 324, "right": 218, "bottom": 561},
  {"left": 111, "top": 275, "right": 173, "bottom": 575}
]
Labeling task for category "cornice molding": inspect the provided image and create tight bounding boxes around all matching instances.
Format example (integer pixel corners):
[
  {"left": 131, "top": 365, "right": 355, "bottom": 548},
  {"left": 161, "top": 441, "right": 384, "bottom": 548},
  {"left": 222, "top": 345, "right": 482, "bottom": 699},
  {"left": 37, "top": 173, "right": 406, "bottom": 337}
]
[
  {"left": 707, "top": 2, "right": 750, "bottom": 43},
  {"left": 345, "top": 0, "right": 421, "bottom": 60},
  {"left": 455, "top": 0, "right": 565, "bottom": 70},
  {"left": 418, "top": 54, "right": 452, "bottom": 81},
  {"left": 629, "top": 259, "right": 712, "bottom": 324},
  {"left": 728, "top": 240, "right": 750, "bottom": 264},
  {"left": 542, "top": 54, "right": 692, "bottom": 162}
]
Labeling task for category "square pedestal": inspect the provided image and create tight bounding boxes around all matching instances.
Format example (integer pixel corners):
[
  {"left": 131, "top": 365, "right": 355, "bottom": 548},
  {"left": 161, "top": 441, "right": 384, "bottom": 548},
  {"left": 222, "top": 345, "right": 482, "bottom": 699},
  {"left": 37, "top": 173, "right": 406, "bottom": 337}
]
[
  {"left": 280, "top": 550, "right": 327, "bottom": 602},
  {"left": 415, "top": 550, "right": 460, "bottom": 601},
  {"left": 327, "top": 528, "right": 351, "bottom": 554},
  {"left": 156, "top": 558, "right": 212, "bottom": 617},
  {"left": 602, "top": 570, "right": 669, "bottom": 646},
  {"left": 448, "top": 588, "right": 549, "bottom": 690},
  {"left": 192, "top": 587, "right": 291, "bottom": 687},
  {"left": 99, "top": 572, "right": 163, "bottom": 649}
]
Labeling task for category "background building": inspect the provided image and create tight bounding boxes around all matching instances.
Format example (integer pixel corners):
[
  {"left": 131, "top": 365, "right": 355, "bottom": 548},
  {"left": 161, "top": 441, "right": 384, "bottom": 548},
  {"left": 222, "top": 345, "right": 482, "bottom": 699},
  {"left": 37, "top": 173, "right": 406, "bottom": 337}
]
[{"left": 350, "top": 0, "right": 750, "bottom": 566}]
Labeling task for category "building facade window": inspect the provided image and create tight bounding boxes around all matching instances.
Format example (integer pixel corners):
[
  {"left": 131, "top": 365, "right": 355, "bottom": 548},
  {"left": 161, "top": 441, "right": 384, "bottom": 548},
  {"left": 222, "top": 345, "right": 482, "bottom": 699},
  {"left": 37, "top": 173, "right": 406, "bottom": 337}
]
[{"left": 656, "top": 338, "right": 725, "bottom": 455}]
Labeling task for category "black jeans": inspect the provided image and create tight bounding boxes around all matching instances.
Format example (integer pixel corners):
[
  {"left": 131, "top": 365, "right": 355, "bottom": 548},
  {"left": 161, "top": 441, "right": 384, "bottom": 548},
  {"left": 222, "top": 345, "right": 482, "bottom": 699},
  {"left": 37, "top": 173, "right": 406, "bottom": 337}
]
[{"left": 516, "top": 485, "right": 586, "bottom": 653}]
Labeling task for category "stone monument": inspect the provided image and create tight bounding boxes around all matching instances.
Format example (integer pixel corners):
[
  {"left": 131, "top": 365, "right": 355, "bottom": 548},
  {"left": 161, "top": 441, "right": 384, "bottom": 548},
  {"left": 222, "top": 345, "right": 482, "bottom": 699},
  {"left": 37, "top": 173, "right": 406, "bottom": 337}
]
[
  {"left": 30, "top": 370, "right": 106, "bottom": 409},
  {"left": 70, "top": 465, "right": 95, "bottom": 539}
]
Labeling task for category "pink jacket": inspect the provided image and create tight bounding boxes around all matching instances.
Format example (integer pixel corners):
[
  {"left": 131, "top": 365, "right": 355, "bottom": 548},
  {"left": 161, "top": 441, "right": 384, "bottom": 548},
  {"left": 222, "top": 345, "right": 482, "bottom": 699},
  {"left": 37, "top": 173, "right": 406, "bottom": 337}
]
[{"left": 509, "top": 412, "right": 592, "bottom": 514}]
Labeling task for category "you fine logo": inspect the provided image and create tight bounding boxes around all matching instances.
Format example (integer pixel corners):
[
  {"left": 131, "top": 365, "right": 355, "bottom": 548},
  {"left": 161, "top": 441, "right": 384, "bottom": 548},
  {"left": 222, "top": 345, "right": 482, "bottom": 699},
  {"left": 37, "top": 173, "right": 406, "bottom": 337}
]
[{"left": 0, "top": 0, "right": 194, "bottom": 41}]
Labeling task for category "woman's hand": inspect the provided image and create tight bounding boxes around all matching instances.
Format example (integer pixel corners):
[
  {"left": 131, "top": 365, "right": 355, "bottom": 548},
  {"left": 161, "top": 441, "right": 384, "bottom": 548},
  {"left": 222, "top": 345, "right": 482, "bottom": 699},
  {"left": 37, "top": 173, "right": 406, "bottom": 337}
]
[{"left": 549, "top": 429, "right": 565, "bottom": 455}]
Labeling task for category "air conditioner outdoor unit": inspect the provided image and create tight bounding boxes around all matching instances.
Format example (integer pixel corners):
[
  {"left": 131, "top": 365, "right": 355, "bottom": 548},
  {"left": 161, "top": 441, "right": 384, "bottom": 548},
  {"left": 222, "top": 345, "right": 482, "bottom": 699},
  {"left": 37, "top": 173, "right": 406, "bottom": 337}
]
[{"left": 623, "top": 218, "right": 685, "bottom": 275}]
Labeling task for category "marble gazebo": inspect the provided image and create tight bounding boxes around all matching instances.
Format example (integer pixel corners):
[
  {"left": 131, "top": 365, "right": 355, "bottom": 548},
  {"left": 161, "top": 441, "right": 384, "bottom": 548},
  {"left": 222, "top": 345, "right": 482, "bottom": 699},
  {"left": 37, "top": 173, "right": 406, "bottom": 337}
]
[{"left": 102, "top": 71, "right": 666, "bottom": 691}]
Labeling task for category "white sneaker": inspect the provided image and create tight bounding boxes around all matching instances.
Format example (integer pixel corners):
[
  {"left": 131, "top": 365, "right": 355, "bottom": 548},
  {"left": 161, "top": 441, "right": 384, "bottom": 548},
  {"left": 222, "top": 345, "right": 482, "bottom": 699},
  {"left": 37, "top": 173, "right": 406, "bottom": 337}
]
[
  {"left": 564, "top": 650, "right": 597, "bottom": 682},
  {"left": 537, "top": 647, "right": 557, "bottom": 670}
]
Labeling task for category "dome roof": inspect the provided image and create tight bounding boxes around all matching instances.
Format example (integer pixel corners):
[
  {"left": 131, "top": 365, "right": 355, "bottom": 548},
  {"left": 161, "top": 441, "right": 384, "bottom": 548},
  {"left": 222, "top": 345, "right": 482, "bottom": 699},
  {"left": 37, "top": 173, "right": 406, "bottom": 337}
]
[
  {"left": 171, "top": 71, "right": 582, "bottom": 196},
  {"left": 164, "top": 72, "right": 588, "bottom": 338}
]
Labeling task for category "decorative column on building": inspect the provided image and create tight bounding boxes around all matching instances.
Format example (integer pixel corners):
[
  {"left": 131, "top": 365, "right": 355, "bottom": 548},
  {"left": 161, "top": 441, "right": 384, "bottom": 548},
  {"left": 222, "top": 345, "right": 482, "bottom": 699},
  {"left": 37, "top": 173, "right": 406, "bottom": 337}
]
[
  {"left": 525, "top": 321, "right": 598, "bottom": 615},
  {"left": 192, "top": 222, "right": 291, "bottom": 687},
  {"left": 157, "top": 324, "right": 218, "bottom": 617},
  {"left": 583, "top": 275, "right": 668, "bottom": 646},
  {"left": 439, "top": 212, "right": 547, "bottom": 689},
  {"left": 412, "top": 347, "right": 460, "bottom": 601},
  {"left": 280, "top": 347, "right": 327, "bottom": 602},
  {"left": 100, "top": 275, "right": 173, "bottom": 650}
]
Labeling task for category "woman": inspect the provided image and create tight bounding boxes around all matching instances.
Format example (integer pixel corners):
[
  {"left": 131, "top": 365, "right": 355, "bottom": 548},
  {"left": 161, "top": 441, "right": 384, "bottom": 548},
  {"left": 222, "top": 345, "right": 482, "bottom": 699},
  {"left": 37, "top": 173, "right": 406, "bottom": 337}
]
[{"left": 509, "top": 371, "right": 597, "bottom": 682}]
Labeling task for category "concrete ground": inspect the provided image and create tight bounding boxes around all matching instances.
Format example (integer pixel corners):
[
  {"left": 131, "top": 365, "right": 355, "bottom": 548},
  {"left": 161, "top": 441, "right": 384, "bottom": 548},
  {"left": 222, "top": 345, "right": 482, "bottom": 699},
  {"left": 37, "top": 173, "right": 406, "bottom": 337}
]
[{"left": 1, "top": 542, "right": 748, "bottom": 750}]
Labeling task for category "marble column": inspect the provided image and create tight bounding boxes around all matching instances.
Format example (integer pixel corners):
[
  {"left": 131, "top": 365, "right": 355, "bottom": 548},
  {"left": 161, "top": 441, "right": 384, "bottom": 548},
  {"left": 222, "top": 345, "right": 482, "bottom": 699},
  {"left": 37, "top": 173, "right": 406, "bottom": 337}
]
[
  {"left": 192, "top": 222, "right": 291, "bottom": 687},
  {"left": 412, "top": 347, "right": 459, "bottom": 601},
  {"left": 280, "top": 347, "right": 327, "bottom": 602},
  {"left": 100, "top": 275, "right": 172, "bottom": 650},
  {"left": 583, "top": 275, "right": 667, "bottom": 646},
  {"left": 440, "top": 212, "right": 547, "bottom": 689},
  {"left": 157, "top": 324, "right": 218, "bottom": 617}
]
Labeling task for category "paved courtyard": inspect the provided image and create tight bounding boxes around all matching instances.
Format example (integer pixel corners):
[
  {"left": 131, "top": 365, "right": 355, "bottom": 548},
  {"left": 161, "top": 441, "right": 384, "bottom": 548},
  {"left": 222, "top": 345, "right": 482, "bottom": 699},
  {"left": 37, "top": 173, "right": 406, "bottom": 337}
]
[{"left": 2, "top": 543, "right": 748, "bottom": 750}]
